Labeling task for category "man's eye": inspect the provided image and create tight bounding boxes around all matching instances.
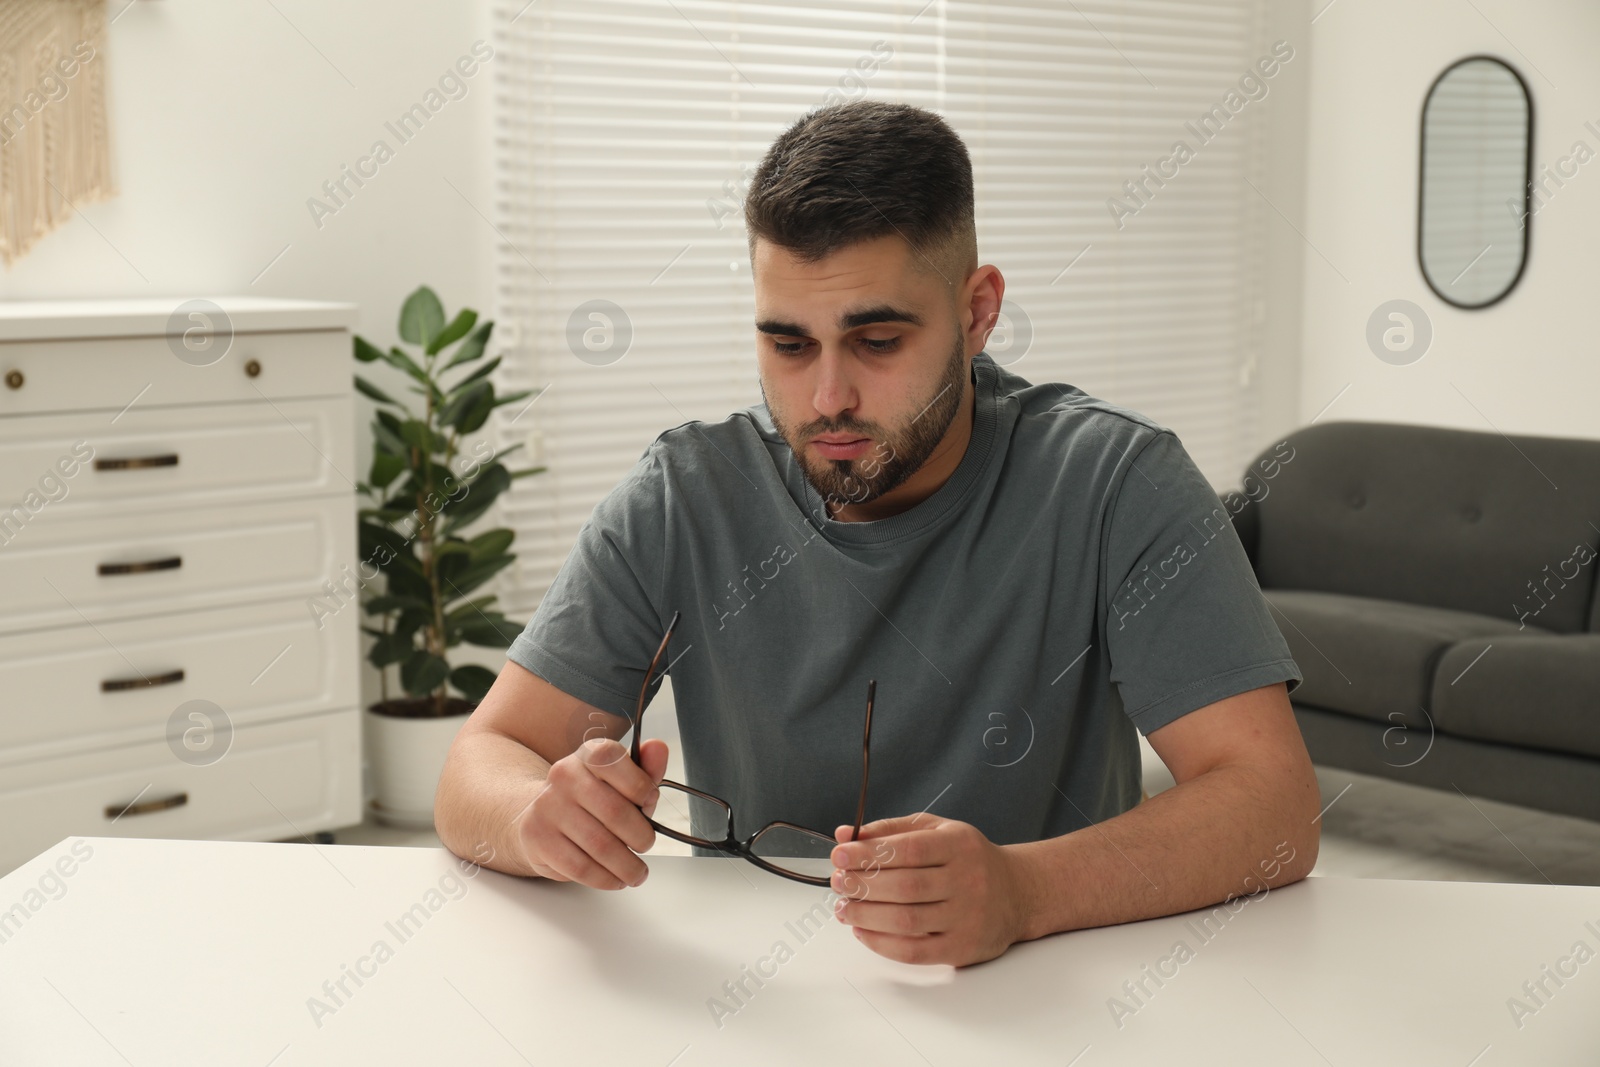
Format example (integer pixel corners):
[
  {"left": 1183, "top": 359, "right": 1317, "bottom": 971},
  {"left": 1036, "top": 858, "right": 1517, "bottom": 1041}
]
[
  {"left": 860, "top": 336, "right": 899, "bottom": 353},
  {"left": 772, "top": 340, "right": 807, "bottom": 356}
]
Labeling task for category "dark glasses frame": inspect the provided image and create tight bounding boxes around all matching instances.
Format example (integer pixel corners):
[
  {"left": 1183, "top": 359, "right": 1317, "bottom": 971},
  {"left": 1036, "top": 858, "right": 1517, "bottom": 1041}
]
[{"left": 629, "top": 609, "right": 875, "bottom": 886}]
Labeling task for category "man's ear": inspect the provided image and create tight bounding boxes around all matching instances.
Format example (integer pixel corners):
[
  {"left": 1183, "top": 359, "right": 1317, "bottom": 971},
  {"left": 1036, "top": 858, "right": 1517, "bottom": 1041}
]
[{"left": 962, "top": 264, "right": 1005, "bottom": 354}]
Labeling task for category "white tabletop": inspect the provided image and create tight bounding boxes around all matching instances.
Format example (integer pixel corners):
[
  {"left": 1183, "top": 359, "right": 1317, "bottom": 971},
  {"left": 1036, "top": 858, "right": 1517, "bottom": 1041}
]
[{"left": 1, "top": 837, "right": 1595, "bottom": 1065}]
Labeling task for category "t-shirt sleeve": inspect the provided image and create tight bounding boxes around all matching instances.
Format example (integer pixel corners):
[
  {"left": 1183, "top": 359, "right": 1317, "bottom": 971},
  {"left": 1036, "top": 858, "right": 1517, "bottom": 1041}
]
[
  {"left": 505, "top": 442, "right": 669, "bottom": 720},
  {"left": 1100, "top": 429, "right": 1302, "bottom": 736}
]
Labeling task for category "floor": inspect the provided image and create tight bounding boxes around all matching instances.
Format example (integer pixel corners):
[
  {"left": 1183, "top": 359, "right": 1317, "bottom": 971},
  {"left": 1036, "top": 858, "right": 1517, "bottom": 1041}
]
[{"left": 336, "top": 688, "right": 1600, "bottom": 887}]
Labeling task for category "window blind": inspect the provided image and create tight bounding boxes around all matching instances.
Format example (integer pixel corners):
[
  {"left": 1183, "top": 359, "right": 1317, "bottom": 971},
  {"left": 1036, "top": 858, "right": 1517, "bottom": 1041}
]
[{"left": 488, "top": 0, "right": 1275, "bottom": 616}]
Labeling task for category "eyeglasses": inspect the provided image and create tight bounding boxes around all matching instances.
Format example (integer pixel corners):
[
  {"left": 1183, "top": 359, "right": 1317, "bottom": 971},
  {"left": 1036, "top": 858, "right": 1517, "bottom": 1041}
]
[{"left": 629, "top": 609, "right": 875, "bottom": 886}]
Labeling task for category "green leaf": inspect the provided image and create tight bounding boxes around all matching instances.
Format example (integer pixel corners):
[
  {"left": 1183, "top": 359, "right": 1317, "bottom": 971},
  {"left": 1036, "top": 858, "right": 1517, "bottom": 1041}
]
[
  {"left": 379, "top": 489, "right": 416, "bottom": 515},
  {"left": 382, "top": 346, "right": 429, "bottom": 387},
  {"left": 466, "top": 528, "right": 514, "bottom": 562},
  {"left": 442, "top": 553, "right": 515, "bottom": 600},
  {"left": 383, "top": 565, "right": 432, "bottom": 602},
  {"left": 372, "top": 419, "right": 408, "bottom": 458},
  {"left": 399, "top": 418, "right": 446, "bottom": 455},
  {"left": 399, "top": 287, "right": 446, "bottom": 349},
  {"left": 458, "top": 614, "right": 523, "bottom": 648},
  {"left": 449, "top": 664, "right": 499, "bottom": 703},
  {"left": 438, "top": 380, "right": 491, "bottom": 431},
  {"left": 362, "top": 594, "right": 431, "bottom": 615},
  {"left": 509, "top": 465, "right": 548, "bottom": 480},
  {"left": 400, "top": 649, "right": 451, "bottom": 695},
  {"left": 490, "top": 389, "right": 534, "bottom": 410},
  {"left": 449, "top": 355, "right": 501, "bottom": 394},
  {"left": 442, "top": 320, "right": 494, "bottom": 370},
  {"left": 367, "top": 632, "right": 414, "bottom": 669},
  {"left": 445, "top": 595, "right": 497, "bottom": 621},
  {"left": 392, "top": 606, "right": 432, "bottom": 641},
  {"left": 353, "top": 335, "right": 385, "bottom": 363},
  {"left": 374, "top": 407, "right": 408, "bottom": 441},
  {"left": 442, "top": 463, "right": 512, "bottom": 531},
  {"left": 487, "top": 442, "right": 525, "bottom": 463},
  {"left": 427, "top": 308, "right": 478, "bottom": 356},
  {"left": 369, "top": 450, "right": 405, "bottom": 490},
  {"left": 354, "top": 375, "right": 401, "bottom": 406},
  {"left": 437, "top": 548, "right": 472, "bottom": 586},
  {"left": 359, "top": 519, "right": 411, "bottom": 557},
  {"left": 455, "top": 386, "right": 497, "bottom": 435}
]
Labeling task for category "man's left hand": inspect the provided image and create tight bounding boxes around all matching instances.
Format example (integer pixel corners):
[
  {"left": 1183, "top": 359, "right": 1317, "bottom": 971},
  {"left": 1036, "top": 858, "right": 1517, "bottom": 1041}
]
[{"left": 829, "top": 814, "right": 1032, "bottom": 967}]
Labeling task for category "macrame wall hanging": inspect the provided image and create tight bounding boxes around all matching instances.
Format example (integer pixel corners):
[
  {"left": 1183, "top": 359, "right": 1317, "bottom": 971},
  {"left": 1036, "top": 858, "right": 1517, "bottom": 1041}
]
[{"left": 0, "top": 0, "right": 115, "bottom": 266}]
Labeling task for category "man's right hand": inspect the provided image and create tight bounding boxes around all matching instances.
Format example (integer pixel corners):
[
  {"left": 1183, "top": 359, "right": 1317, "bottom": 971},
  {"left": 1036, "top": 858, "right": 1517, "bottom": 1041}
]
[{"left": 514, "top": 737, "right": 670, "bottom": 890}]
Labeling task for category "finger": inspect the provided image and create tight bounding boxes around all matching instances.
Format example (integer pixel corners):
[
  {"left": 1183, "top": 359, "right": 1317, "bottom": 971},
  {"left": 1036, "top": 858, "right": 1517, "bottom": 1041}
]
[
  {"left": 572, "top": 770, "right": 658, "bottom": 855},
  {"left": 583, "top": 739, "right": 660, "bottom": 807},
  {"left": 561, "top": 804, "right": 651, "bottom": 888},
  {"left": 837, "top": 897, "right": 958, "bottom": 936},
  {"left": 530, "top": 825, "right": 626, "bottom": 890},
  {"left": 857, "top": 813, "right": 941, "bottom": 839},
  {"left": 574, "top": 735, "right": 634, "bottom": 772},
  {"left": 636, "top": 737, "right": 670, "bottom": 785},
  {"left": 830, "top": 864, "right": 946, "bottom": 904},
  {"left": 832, "top": 827, "right": 946, "bottom": 871},
  {"left": 851, "top": 927, "right": 946, "bottom": 966}
]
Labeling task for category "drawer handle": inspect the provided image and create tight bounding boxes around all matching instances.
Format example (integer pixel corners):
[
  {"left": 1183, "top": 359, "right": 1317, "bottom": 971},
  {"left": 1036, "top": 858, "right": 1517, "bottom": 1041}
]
[
  {"left": 106, "top": 791, "right": 188, "bottom": 820},
  {"left": 101, "top": 668, "right": 185, "bottom": 692},
  {"left": 4, "top": 369, "right": 20, "bottom": 390},
  {"left": 96, "top": 453, "right": 179, "bottom": 471},
  {"left": 98, "top": 555, "right": 183, "bottom": 577}
]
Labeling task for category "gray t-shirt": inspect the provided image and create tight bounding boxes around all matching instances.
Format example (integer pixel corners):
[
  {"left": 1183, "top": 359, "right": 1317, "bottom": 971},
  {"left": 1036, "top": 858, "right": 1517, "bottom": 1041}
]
[{"left": 507, "top": 350, "right": 1301, "bottom": 848}]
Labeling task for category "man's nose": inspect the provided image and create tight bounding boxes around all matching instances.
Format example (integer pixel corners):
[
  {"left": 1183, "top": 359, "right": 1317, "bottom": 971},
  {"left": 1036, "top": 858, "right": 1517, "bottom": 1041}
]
[{"left": 811, "top": 346, "right": 860, "bottom": 419}]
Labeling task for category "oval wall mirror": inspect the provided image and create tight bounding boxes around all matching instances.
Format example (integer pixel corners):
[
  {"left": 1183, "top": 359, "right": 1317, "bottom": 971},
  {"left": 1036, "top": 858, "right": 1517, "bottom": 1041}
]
[{"left": 1417, "top": 55, "right": 1532, "bottom": 309}]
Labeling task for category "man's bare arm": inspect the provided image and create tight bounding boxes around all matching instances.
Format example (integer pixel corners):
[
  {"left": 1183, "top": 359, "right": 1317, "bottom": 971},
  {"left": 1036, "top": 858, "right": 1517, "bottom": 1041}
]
[
  {"left": 1010, "top": 681, "right": 1321, "bottom": 940},
  {"left": 434, "top": 658, "right": 668, "bottom": 886}
]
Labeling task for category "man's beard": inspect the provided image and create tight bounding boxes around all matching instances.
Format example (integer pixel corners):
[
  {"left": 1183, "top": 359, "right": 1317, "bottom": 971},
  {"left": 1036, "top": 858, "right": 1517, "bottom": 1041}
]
[{"left": 764, "top": 331, "right": 969, "bottom": 514}]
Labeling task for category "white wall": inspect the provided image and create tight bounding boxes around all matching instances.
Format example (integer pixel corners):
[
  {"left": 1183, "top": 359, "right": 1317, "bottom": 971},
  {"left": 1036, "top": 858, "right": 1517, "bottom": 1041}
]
[
  {"left": 1, "top": 1, "right": 496, "bottom": 308},
  {"left": 0, "top": 0, "right": 501, "bottom": 710},
  {"left": 1296, "top": 0, "right": 1599, "bottom": 439},
  {"left": 1252, "top": 0, "right": 1315, "bottom": 458}
]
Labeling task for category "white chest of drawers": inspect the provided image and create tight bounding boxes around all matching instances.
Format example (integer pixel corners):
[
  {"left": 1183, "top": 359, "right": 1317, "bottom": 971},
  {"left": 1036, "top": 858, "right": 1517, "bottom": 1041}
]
[{"left": 0, "top": 298, "right": 363, "bottom": 874}]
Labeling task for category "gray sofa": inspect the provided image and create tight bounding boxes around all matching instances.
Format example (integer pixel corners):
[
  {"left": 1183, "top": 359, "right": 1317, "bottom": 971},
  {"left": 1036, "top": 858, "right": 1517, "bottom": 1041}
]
[{"left": 1224, "top": 421, "right": 1600, "bottom": 822}]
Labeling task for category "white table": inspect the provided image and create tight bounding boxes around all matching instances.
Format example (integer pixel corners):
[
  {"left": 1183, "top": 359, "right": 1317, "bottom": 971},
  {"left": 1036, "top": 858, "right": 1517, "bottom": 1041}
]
[{"left": 1, "top": 837, "right": 1596, "bottom": 1065}]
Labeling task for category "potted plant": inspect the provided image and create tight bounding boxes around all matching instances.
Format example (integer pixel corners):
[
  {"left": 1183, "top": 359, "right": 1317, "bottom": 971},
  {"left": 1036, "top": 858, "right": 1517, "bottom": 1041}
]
[{"left": 352, "top": 285, "right": 544, "bottom": 828}]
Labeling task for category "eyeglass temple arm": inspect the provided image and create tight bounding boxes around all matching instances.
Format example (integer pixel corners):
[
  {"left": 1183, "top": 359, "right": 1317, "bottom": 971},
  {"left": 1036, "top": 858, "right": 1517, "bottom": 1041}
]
[
  {"left": 632, "top": 611, "right": 681, "bottom": 762},
  {"left": 851, "top": 679, "right": 875, "bottom": 842}
]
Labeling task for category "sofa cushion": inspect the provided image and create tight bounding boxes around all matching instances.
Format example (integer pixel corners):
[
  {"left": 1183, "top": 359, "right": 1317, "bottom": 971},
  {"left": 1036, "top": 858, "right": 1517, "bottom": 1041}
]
[
  {"left": 1243, "top": 422, "right": 1600, "bottom": 634},
  {"left": 1263, "top": 589, "right": 1539, "bottom": 723},
  {"left": 1431, "top": 635, "right": 1600, "bottom": 759}
]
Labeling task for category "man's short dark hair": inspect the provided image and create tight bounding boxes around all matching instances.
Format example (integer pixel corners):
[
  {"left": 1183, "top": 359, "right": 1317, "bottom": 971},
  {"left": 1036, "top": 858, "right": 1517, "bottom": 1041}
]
[{"left": 744, "top": 101, "right": 977, "bottom": 291}]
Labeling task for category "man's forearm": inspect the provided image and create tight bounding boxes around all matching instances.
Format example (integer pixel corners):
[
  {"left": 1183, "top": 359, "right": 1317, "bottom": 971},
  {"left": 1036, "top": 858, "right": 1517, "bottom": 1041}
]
[
  {"left": 434, "top": 727, "right": 553, "bottom": 879},
  {"left": 1006, "top": 762, "right": 1320, "bottom": 942}
]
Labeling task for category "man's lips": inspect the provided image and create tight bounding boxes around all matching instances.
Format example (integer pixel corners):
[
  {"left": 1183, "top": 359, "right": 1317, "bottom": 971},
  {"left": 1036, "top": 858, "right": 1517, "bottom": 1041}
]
[{"left": 811, "top": 435, "right": 872, "bottom": 459}]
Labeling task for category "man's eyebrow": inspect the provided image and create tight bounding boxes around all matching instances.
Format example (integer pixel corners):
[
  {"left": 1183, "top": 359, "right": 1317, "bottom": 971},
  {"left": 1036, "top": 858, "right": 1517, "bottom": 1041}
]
[
  {"left": 755, "top": 304, "right": 924, "bottom": 336},
  {"left": 840, "top": 304, "right": 923, "bottom": 330}
]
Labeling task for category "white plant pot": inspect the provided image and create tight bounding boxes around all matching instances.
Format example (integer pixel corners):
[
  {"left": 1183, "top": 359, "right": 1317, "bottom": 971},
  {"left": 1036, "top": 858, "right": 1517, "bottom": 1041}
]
[{"left": 363, "top": 705, "right": 471, "bottom": 830}]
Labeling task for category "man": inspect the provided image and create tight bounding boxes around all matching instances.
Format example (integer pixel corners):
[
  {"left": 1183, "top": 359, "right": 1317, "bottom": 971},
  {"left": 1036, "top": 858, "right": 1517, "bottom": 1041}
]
[{"left": 436, "top": 100, "right": 1319, "bottom": 968}]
